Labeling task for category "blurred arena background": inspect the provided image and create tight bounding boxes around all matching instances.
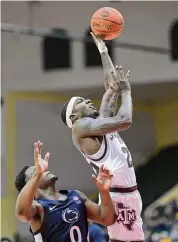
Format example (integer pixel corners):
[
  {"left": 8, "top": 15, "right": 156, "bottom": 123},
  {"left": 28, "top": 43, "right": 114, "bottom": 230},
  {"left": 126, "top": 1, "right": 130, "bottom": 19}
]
[{"left": 1, "top": 1, "right": 178, "bottom": 242}]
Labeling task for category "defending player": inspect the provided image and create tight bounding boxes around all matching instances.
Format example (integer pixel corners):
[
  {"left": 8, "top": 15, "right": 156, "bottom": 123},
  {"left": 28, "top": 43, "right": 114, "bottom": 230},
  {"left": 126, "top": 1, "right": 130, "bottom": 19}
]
[
  {"left": 15, "top": 141, "right": 115, "bottom": 242},
  {"left": 60, "top": 34, "right": 144, "bottom": 241}
]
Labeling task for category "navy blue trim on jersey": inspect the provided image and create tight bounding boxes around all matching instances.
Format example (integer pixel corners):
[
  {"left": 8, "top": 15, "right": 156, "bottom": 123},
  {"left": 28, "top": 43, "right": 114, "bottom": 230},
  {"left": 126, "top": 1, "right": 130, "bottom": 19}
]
[{"left": 89, "top": 135, "right": 108, "bottom": 162}]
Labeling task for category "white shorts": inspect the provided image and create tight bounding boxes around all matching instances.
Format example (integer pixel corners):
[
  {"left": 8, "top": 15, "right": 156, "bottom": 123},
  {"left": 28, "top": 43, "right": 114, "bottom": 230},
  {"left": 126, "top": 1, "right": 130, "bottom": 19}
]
[{"left": 107, "top": 190, "right": 144, "bottom": 241}]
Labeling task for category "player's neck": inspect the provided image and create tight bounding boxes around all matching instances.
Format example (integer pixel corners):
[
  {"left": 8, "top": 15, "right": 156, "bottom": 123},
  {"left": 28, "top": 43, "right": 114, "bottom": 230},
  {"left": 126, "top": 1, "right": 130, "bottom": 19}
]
[{"left": 38, "top": 185, "right": 60, "bottom": 200}]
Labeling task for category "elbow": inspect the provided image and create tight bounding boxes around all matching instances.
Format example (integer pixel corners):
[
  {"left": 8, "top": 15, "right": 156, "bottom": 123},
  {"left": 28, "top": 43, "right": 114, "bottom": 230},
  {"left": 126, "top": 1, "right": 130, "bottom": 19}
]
[
  {"left": 101, "top": 213, "right": 116, "bottom": 226},
  {"left": 104, "top": 220, "right": 115, "bottom": 226},
  {"left": 104, "top": 211, "right": 117, "bottom": 226},
  {"left": 124, "top": 118, "right": 132, "bottom": 128},
  {"left": 15, "top": 208, "right": 31, "bottom": 222},
  {"left": 119, "top": 117, "right": 132, "bottom": 130}
]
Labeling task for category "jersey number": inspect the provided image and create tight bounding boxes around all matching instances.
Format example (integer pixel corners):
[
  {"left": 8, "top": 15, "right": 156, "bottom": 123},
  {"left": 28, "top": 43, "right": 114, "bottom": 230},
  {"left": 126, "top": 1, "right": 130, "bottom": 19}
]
[
  {"left": 121, "top": 147, "right": 133, "bottom": 168},
  {"left": 70, "top": 225, "right": 82, "bottom": 242},
  {"left": 89, "top": 147, "right": 133, "bottom": 174}
]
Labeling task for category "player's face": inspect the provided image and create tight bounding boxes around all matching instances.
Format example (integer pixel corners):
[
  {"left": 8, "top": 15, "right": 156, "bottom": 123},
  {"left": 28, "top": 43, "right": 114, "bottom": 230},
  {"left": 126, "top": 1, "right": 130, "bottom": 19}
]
[
  {"left": 73, "top": 97, "right": 99, "bottom": 119},
  {"left": 25, "top": 166, "right": 58, "bottom": 188}
]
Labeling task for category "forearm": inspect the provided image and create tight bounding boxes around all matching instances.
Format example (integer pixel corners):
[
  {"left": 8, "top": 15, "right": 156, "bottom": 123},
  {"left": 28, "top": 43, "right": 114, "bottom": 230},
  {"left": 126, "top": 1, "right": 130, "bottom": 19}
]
[
  {"left": 117, "top": 91, "right": 133, "bottom": 122},
  {"left": 16, "top": 173, "right": 41, "bottom": 216},
  {"left": 99, "top": 87, "right": 113, "bottom": 118},
  {"left": 108, "top": 92, "right": 119, "bottom": 117},
  {"left": 99, "top": 190, "right": 115, "bottom": 225},
  {"left": 100, "top": 52, "right": 116, "bottom": 90},
  {"left": 100, "top": 90, "right": 119, "bottom": 118}
]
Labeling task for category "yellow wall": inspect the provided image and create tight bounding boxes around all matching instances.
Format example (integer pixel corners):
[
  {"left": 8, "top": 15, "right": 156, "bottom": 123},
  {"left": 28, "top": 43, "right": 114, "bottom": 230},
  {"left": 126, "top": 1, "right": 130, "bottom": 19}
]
[
  {"left": 1, "top": 92, "right": 68, "bottom": 240},
  {"left": 1, "top": 94, "right": 16, "bottom": 239},
  {"left": 1, "top": 91, "right": 178, "bottom": 240}
]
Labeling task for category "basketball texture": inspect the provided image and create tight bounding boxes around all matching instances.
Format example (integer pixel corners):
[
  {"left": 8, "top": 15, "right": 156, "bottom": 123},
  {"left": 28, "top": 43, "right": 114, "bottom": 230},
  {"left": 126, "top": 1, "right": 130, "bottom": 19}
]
[{"left": 91, "top": 7, "right": 124, "bottom": 40}]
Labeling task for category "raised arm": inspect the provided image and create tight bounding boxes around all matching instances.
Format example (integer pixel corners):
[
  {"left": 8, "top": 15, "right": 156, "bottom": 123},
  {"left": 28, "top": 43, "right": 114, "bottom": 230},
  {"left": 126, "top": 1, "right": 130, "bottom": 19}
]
[
  {"left": 77, "top": 165, "right": 115, "bottom": 226},
  {"left": 74, "top": 69, "right": 132, "bottom": 138},
  {"left": 90, "top": 32, "right": 116, "bottom": 91},
  {"left": 91, "top": 32, "right": 119, "bottom": 118},
  {"left": 15, "top": 142, "right": 49, "bottom": 222}
]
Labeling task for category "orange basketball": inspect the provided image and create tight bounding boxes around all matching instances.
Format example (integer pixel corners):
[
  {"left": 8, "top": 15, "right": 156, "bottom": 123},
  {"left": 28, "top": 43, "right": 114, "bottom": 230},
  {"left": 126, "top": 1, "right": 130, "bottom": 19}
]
[{"left": 90, "top": 7, "right": 124, "bottom": 40}]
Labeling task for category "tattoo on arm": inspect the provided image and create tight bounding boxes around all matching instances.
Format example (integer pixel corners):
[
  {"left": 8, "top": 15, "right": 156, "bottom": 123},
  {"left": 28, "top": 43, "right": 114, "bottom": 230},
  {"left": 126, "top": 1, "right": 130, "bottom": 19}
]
[
  {"left": 108, "top": 92, "right": 119, "bottom": 117},
  {"left": 100, "top": 92, "right": 119, "bottom": 118},
  {"left": 99, "top": 52, "right": 119, "bottom": 117},
  {"left": 99, "top": 88, "right": 113, "bottom": 118},
  {"left": 117, "top": 91, "right": 132, "bottom": 120},
  {"left": 101, "top": 52, "right": 116, "bottom": 90}
]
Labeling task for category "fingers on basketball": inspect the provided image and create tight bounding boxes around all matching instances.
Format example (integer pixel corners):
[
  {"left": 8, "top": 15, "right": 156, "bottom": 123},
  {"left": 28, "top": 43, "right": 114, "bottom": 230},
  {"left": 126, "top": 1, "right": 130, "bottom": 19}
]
[{"left": 90, "top": 31, "right": 104, "bottom": 44}]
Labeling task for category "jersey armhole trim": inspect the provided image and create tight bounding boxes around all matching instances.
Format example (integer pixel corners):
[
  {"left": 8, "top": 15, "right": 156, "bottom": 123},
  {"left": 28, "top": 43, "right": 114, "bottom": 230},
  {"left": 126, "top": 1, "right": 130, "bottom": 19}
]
[{"left": 88, "top": 135, "right": 108, "bottom": 162}]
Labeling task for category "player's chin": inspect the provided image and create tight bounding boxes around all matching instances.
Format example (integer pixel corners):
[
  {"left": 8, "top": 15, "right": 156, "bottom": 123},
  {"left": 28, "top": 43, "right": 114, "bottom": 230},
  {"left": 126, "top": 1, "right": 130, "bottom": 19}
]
[{"left": 90, "top": 111, "right": 99, "bottom": 119}]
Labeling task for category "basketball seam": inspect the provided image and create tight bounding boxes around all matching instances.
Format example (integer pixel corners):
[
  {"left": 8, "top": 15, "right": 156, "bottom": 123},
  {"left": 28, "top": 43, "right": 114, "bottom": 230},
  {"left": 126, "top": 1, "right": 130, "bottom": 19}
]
[
  {"left": 91, "top": 28, "right": 123, "bottom": 34},
  {"left": 107, "top": 8, "right": 123, "bottom": 18},
  {"left": 91, "top": 18, "right": 122, "bottom": 26}
]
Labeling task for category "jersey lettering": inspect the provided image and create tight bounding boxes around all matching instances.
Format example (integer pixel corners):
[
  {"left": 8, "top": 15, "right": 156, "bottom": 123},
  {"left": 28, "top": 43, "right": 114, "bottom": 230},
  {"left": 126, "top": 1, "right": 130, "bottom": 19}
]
[
  {"left": 109, "top": 133, "right": 124, "bottom": 144},
  {"left": 121, "top": 147, "right": 133, "bottom": 168}
]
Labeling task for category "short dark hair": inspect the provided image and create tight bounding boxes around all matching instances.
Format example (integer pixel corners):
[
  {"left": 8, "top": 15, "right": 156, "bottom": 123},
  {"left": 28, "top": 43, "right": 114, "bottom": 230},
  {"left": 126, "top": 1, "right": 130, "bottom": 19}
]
[
  {"left": 15, "top": 166, "right": 30, "bottom": 192},
  {"left": 60, "top": 100, "right": 70, "bottom": 126}
]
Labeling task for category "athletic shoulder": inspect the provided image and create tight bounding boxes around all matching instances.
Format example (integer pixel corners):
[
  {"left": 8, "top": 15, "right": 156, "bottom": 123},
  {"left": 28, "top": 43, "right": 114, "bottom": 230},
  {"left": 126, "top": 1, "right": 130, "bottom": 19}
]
[{"left": 75, "top": 190, "right": 88, "bottom": 203}]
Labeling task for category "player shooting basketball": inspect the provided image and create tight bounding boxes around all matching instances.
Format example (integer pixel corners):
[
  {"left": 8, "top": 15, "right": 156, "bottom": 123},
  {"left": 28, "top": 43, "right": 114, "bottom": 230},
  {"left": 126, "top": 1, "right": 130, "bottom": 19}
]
[{"left": 61, "top": 33, "right": 144, "bottom": 241}]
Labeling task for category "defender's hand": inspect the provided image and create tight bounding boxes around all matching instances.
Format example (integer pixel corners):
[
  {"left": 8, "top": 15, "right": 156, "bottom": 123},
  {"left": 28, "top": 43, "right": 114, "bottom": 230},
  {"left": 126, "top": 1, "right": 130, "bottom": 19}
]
[
  {"left": 90, "top": 32, "right": 108, "bottom": 54},
  {"left": 116, "top": 66, "right": 131, "bottom": 94},
  {"left": 92, "top": 164, "right": 113, "bottom": 192},
  {"left": 34, "top": 141, "right": 50, "bottom": 176}
]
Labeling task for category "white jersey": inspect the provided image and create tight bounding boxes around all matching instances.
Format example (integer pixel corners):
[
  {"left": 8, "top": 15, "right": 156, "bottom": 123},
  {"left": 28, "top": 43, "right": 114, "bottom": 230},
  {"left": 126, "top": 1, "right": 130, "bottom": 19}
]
[
  {"left": 74, "top": 133, "right": 144, "bottom": 240},
  {"left": 76, "top": 132, "right": 137, "bottom": 188}
]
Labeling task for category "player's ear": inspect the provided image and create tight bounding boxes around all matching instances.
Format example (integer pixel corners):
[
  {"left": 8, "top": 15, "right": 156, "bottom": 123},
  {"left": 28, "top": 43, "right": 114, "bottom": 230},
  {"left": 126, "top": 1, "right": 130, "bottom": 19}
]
[{"left": 70, "top": 114, "right": 78, "bottom": 123}]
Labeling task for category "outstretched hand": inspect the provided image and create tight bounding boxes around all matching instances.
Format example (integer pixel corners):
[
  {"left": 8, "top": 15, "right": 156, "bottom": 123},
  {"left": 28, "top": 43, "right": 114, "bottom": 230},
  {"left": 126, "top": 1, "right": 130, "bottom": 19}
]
[
  {"left": 116, "top": 65, "right": 131, "bottom": 94},
  {"left": 92, "top": 164, "right": 113, "bottom": 192},
  {"left": 34, "top": 141, "right": 50, "bottom": 176},
  {"left": 108, "top": 65, "right": 131, "bottom": 93}
]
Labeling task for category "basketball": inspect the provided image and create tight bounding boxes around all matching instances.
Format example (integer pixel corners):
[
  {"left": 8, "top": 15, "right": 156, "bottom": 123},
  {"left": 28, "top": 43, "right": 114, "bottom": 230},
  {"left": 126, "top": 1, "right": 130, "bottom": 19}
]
[{"left": 90, "top": 7, "right": 124, "bottom": 40}]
